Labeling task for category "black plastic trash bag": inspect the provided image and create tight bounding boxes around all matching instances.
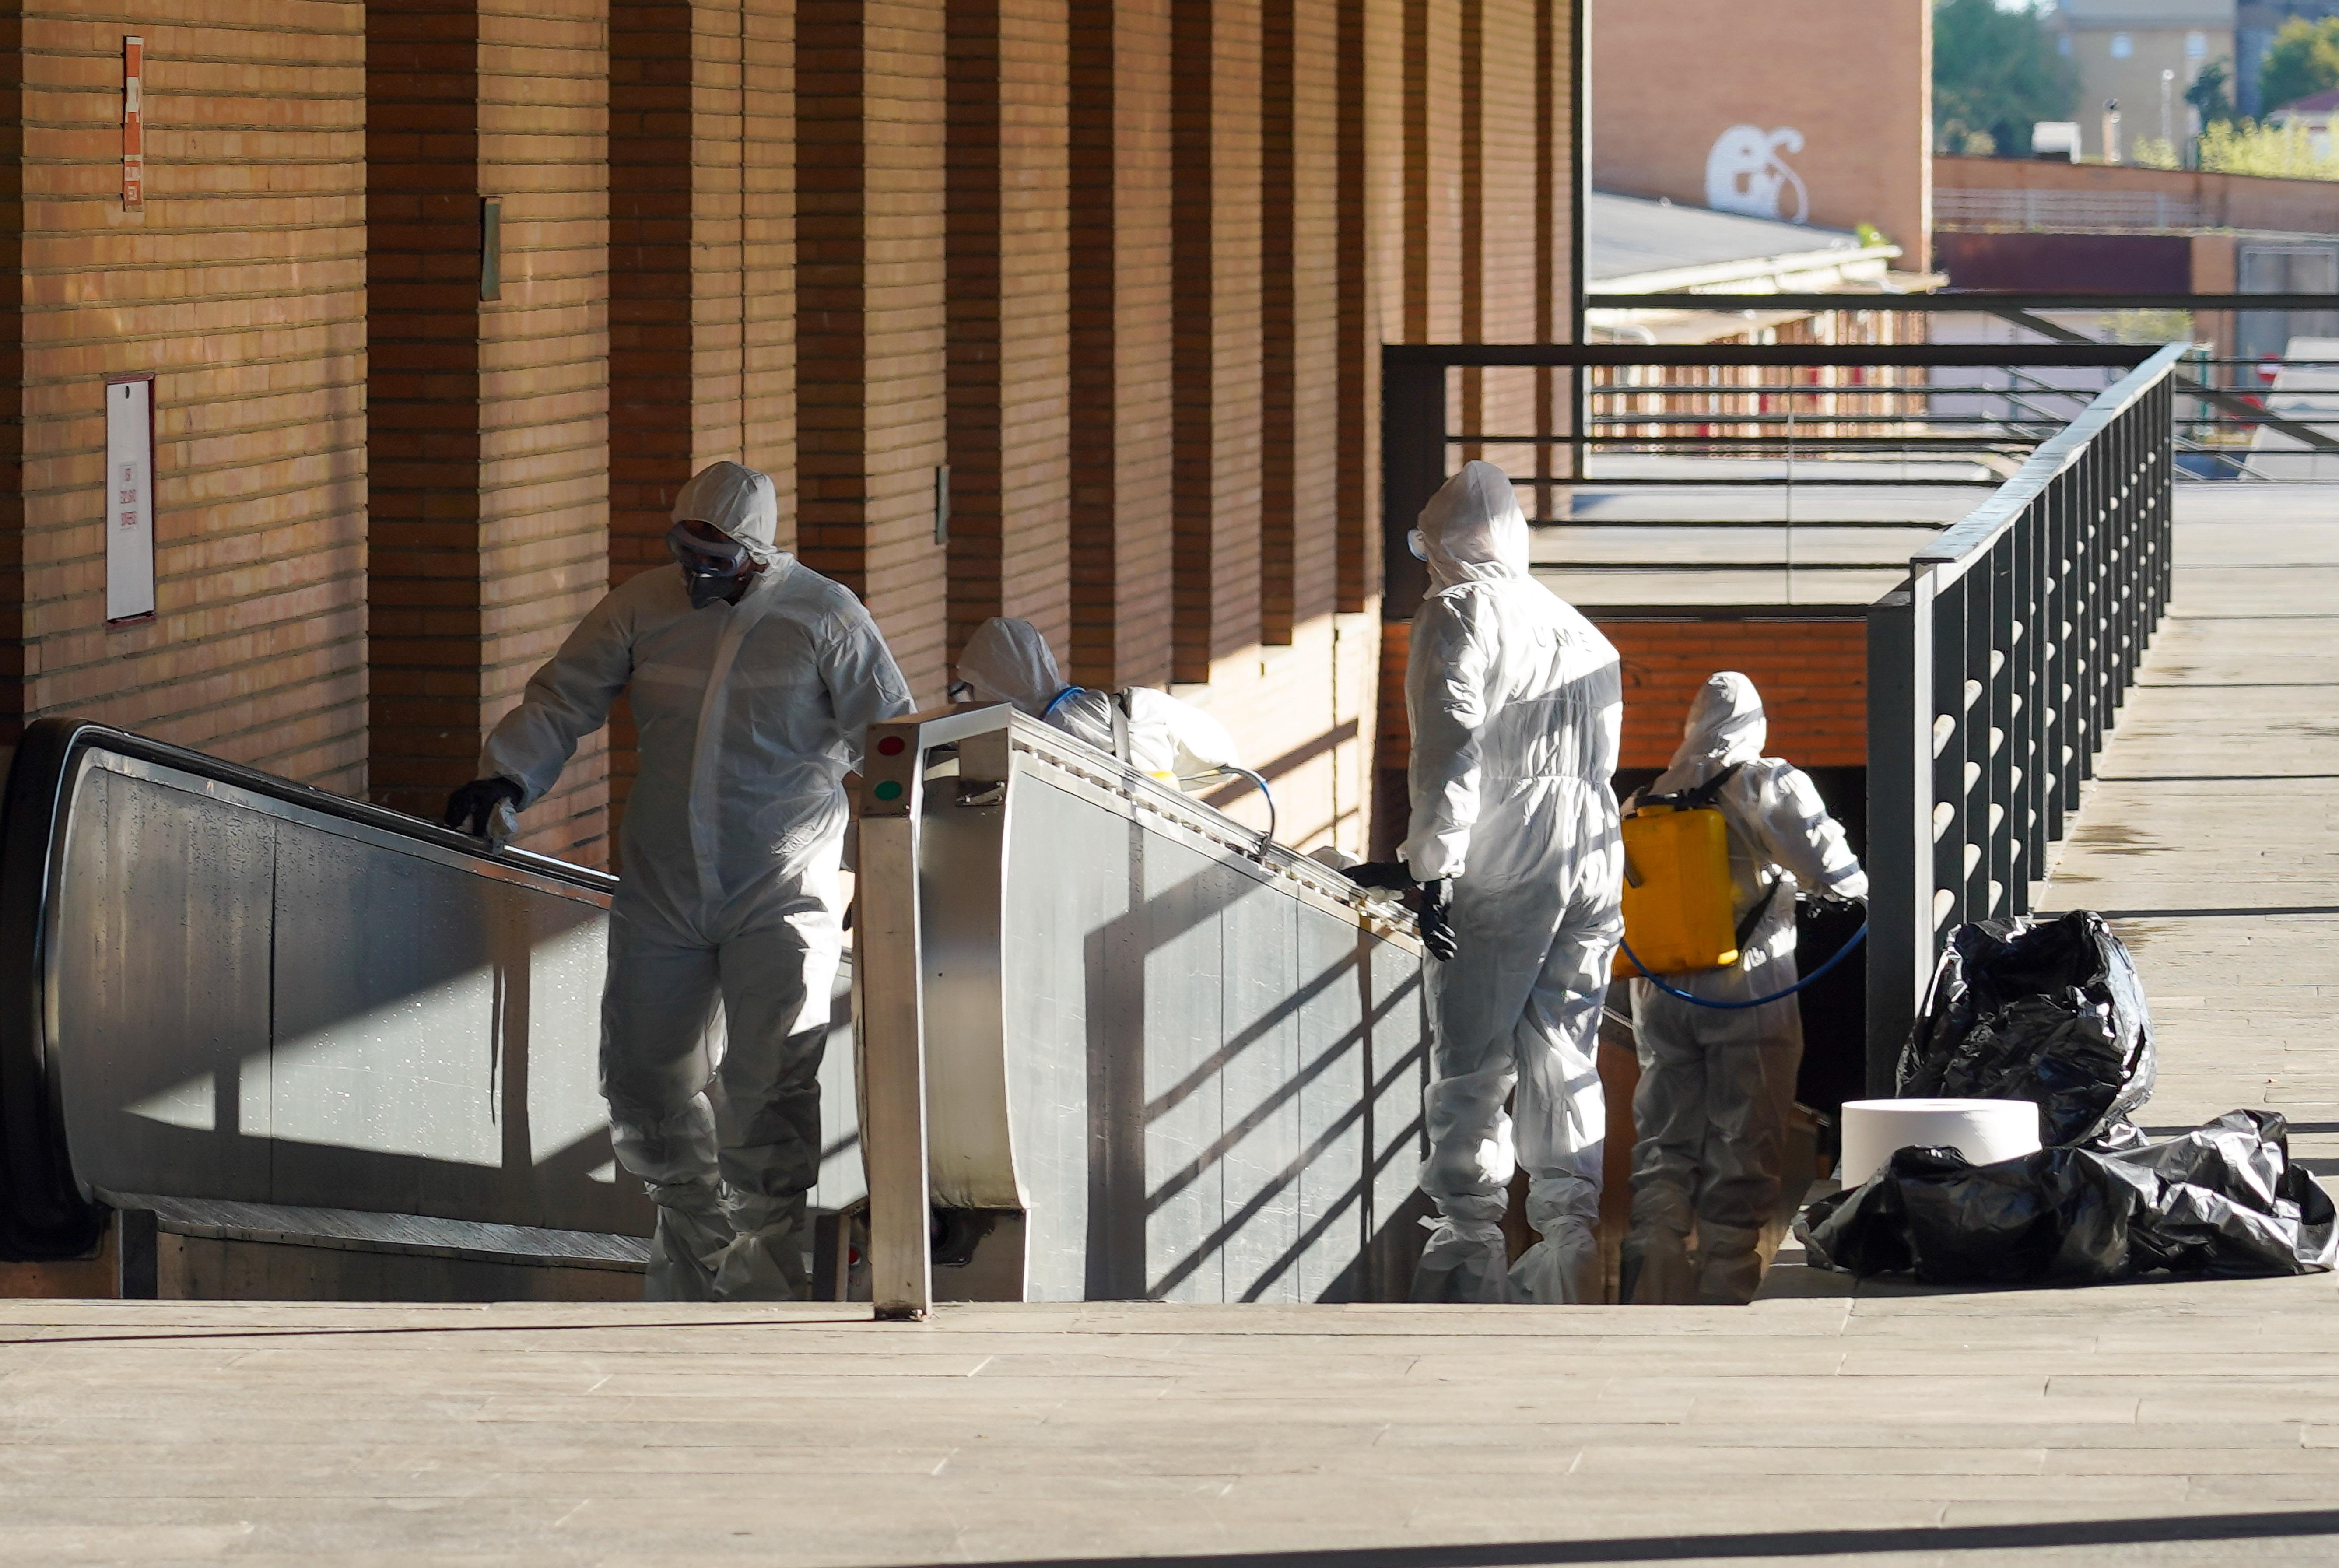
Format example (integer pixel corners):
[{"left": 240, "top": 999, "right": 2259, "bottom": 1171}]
[
  {"left": 1897, "top": 911, "right": 2154, "bottom": 1147},
  {"left": 1797, "top": 1109, "right": 2337, "bottom": 1285}
]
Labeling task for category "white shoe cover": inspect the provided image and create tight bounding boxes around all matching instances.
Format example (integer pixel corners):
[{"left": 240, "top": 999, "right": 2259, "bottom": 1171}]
[
  {"left": 1510, "top": 1175, "right": 1603, "bottom": 1303},
  {"left": 1411, "top": 1212, "right": 1515, "bottom": 1303}
]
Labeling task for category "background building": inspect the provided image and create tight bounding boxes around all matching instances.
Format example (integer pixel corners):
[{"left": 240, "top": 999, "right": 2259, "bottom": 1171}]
[
  {"left": 1591, "top": 0, "right": 1932, "bottom": 270},
  {"left": 2050, "top": 0, "right": 2237, "bottom": 159}
]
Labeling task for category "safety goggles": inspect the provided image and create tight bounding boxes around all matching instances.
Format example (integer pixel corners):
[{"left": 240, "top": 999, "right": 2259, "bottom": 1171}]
[{"left": 666, "top": 522, "right": 751, "bottom": 577}]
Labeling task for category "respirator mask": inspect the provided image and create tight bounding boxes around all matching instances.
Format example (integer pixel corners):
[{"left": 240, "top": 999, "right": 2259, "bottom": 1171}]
[{"left": 667, "top": 522, "right": 753, "bottom": 609}]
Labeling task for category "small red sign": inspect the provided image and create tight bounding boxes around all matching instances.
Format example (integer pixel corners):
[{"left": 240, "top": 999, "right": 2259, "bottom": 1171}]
[{"left": 123, "top": 36, "right": 143, "bottom": 210}]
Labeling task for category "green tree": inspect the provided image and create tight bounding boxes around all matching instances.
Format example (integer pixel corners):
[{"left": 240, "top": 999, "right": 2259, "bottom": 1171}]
[
  {"left": 2186, "top": 57, "right": 2237, "bottom": 130},
  {"left": 1933, "top": 0, "right": 2080, "bottom": 158},
  {"left": 2258, "top": 17, "right": 2339, "bottom": 115}
]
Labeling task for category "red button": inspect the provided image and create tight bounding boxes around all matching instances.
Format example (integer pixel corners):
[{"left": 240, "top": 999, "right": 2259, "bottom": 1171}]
[{"left": 877, "top": 735, "right": 906, "bottom": 756}]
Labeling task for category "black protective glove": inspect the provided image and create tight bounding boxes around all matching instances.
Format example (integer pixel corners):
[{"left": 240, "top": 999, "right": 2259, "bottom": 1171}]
[
  {"left": 1345, "top": 859, "right": 1417, "bottom": 892},
  {"left": 445, "top": 776, "right": 524, "bottom": 837},
  {"left": 1416, "top": 880, "right": 1459, "bottom": 962}
]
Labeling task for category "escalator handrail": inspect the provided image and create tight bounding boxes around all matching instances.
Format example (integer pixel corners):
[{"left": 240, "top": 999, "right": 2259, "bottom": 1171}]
[{"left": 0, "top": 717, "right": 617, "bottom": 1260}]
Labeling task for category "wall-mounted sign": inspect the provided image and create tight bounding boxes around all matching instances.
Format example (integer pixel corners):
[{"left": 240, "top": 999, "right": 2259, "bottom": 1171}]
[
  {"left": 105, "top": 377, "right": 156, "bottom": 625},
  {"left": 123, "top": 36, "right": 144, "bottom": 210}
]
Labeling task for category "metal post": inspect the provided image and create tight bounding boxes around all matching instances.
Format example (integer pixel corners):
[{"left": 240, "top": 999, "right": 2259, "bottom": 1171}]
[
  {"left": 859, "top": 718, "right": 934, "bottom": 1320},
  {"left": 1985, "top": 535, "right": 2016, "bottom": 918},
  {"left": 1865, "top": 583, "right": 1927, "bottom": 1092}
]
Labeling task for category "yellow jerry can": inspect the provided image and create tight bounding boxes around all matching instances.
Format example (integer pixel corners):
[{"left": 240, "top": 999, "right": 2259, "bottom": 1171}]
[{"left": 1615, "top": 801, "right": 1740, "bottom": 978}]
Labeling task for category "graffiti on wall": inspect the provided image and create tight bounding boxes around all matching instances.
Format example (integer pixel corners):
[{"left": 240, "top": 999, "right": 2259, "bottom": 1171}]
[{"left": 1705, "top": 126, "right": 1809, "bottom": 224}]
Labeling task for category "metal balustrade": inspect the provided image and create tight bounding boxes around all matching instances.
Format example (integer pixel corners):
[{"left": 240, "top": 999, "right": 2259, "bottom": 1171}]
[
  {"left": 1863, "top": 343, "right": 2182, "bottom": 1081},
  {"left": 1378, "top": 335, "right": 2185, "bottom": 1087}
]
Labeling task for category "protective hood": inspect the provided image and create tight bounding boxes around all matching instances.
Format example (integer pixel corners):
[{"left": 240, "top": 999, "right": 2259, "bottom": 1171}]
[
  {"left": 1417, "top": 460, "right": 1529, "bottom": 590},
  {"left": 1659, "top": 671, "right": 1767, "bottom": 788},
  {"left": 672, "top": 461, "right": 783, "bottom": 565},
  {"left": 956, "top": 617, "right": 1071, "bottom": 719}
]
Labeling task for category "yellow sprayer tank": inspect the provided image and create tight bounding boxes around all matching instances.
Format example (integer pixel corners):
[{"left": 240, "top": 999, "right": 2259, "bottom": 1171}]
[{"left": 1616, "top": 802, "right": 1740, "bottom": 978}]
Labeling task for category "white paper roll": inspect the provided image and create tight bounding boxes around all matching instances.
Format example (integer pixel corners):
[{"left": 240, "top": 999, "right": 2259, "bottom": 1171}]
[{"left": 1838, "top": 1098, "right": 2043, "bottom": 1188}]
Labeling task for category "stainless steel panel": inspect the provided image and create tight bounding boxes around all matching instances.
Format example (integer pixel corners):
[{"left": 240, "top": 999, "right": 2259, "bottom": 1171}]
[
  {"left": 850, "top": 706, "right": 1430, "bottom": 1303},
  {"left": 999, "top": 775, "right": 1122, "bottom": 1302},
  {"left": 54, "top": 768, "right": 277, "bottom": 1203},
  {"left": 1139, "top": 839, "right": 1227, "bottom": 1303},
  {"left": 1293, "top": 916, "right": 1368, "bottom": 1303},
  {"left": 1220, "top": 879, "right": 1300, "bottom": 1302},
  {"left": 1369, "top": 937, "right": 1431, "bottom": 1298}
]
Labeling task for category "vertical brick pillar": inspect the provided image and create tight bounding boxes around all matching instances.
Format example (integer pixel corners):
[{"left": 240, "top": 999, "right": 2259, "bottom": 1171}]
[
  {"left": 0, "top": 18, "right": 23, "bottom": 755},
  {"left": 1065, "top": 0, "right": 1174, "bottom": 689},
  {"left": 1532, "top": 0, "right": 1568, "bottom": 504},
  {"left": 367, "top": 0, "right": 612, "bottom": 859},
  {"left": 1259, "top": 0, "right": 1340, "bottom": 646},
  {"left": 1466, "top": 0, "right": 1541, "bottom": 467},
  {"left": 1169, "top": 0, "right": 1262, "bottom": 685},
  {"left": 945, "top": 0, "right": 1070, "bottom": 663},
  {"left": 608, "top": 0, "right": 796, "bottom": 841},
  {"left": 798, "top": 0, "right": 950, "bottom": 698},
  {"left": 366, "top": 0, "right": 487, "bottom": 820},
  {"left": 1336, "top": 0, "right": 1395, "bottom": 618},
  {"left": 1401, "top": 0, "right": 1460, "bottom": 345}
]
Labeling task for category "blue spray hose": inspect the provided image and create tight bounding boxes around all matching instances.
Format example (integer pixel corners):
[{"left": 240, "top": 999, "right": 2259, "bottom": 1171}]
[{"left": 1617, "top": 921, "right": 1867, "bottom": 1010}]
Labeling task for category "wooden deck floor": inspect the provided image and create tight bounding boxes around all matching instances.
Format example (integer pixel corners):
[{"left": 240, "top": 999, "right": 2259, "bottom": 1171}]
[{"left": 4, "top": 486, "right": 2337, "bottom": 1566}]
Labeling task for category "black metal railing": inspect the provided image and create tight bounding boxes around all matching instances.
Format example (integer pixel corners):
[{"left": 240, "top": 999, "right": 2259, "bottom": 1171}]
[
  {"left": 1862, "top": 342, "right": 2182, "bottom": 1083},
  {"left": 1379, "top": 341, "right": 2162, "bottom": 619},
  {"left": 1581, "top": 291, "right": 2339, "bottom": 484},
  {"left": 1379, "top": 335, "right": 2184, "bottom": 1084}
]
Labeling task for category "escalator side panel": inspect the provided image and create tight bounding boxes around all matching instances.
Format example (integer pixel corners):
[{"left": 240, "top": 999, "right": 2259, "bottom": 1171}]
[
  {"left": 55, "top": 766, "right": 277, "bottom": 1207},
  {"left": 1294, "top": 911, "right": 1370, "bottom": 1304},
  {"left": 991, "top": 730, "right": 1433, "bottom": 1303},
  {"left": 1366, "top": 931, "right": 1433, "bottom": 1302},
  {"left": 5, "top": 719, "right": 870, "bottom": 1266},
  {"left": 1220, "top": 875, "right": 1301, "bottom": 1304},
  {"left": 1136, "top": 828, "right": 1227, "bottom": 1303},
  {"left": 996, "top": 774, "right": 1115, "bottom": 1301},
  {"left": 267, "top": 817, "right": 647, "bottom": 1233}
]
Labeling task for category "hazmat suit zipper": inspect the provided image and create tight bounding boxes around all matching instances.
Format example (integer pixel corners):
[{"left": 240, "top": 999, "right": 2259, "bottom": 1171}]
[{"left": 686, "top": 565, "right": 788, "bottom": 912}]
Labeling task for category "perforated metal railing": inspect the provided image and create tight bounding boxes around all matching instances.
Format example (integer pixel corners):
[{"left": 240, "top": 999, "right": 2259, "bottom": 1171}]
[{"left": 1862, "top": 343, "right": 2182, "bottom": 1083}]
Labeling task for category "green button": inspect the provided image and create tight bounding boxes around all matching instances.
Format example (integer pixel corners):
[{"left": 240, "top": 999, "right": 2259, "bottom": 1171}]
[{"left": 873, "top": 779, "right": 904, "bottom": 803}]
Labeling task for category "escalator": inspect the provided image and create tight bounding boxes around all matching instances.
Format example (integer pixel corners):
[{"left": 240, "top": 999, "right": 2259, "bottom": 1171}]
[{"left": 0, "top": 710, "right": 1431, "bottom": 1303}]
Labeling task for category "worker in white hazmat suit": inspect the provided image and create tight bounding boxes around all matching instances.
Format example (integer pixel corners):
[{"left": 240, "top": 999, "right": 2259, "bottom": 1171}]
[
  {"left": 1347, "top": 460, "right": 1626, "bottom": 1304},
  {"left": 950, "top": 616, "right": 1241, "bottom": 784},
  {"left": 1620, "top": 672, "right": 1866, "bottom": 1306},
  {"left": 445, "top": 460, "right": 913, "bottom": 1302}
]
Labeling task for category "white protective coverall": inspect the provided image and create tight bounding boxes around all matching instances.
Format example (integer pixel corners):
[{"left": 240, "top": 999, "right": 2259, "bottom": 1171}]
[
  {"left": 954, "top": 616, "right": 1240, "bottom": 782},
  {"left": 1622, "top": 671, "right": 1866, "bottom": 1306},
  {"left": 1399, "top": 460, "right": 1626, "bottom": 1305},
  {"left": 479, "top": 461, "right": 913, "bottom": 1301}
]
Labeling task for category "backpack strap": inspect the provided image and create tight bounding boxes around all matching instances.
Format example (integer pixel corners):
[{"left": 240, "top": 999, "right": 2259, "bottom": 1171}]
[
  {"left": 1678, "top": 759, "right": 1747, "bottom": 812},
  {"left": 1679, "top": 761, "right": 1777, "bottom": 951},
  {"left": 1734, "top": 875, "right": 1780, "bottom": 951}
]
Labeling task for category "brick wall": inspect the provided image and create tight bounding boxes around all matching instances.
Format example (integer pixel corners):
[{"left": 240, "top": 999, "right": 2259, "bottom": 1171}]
[
  {"left": 1597, "top": 614, "right": 1869, "bottom": 771},
  {"left": 0, "top": 0, "right": 1604, "bottom": 872},
  {"left": 1063, "top": 0, "right": 1173, "bottom": 690},
  {"left": 944, "top": 0, "right": 1070, "bottom": 660},
  {"left": 797, "top": 0, "right": 951, "bottom": 700},
  {"left": 1595, "top": 0, "right": 1930, "bottom": 271},
  {"left": 3, "top": 0, "right": 368, "bottom": 788},
  {"left": 367, "top": 0, "right": 611, "bottom": 858}
]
